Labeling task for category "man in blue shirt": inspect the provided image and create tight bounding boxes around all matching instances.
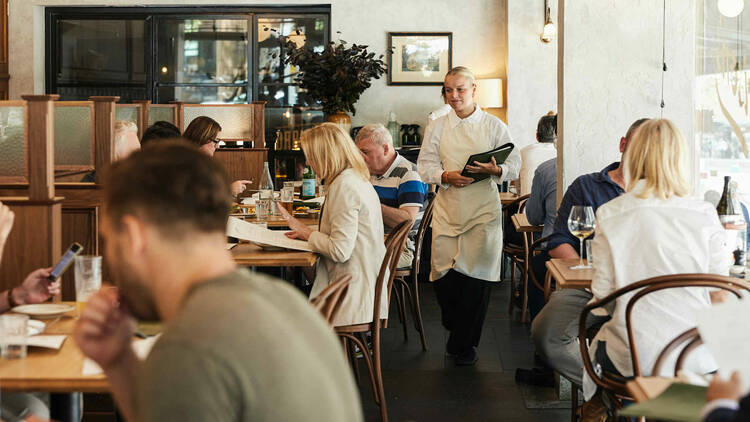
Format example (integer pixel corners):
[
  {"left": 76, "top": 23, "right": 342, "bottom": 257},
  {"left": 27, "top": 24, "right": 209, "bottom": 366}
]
[
  {"left": 528, "top": 118, "right": 649, "bottom": 387},
  {"left": 526, "top": 157, "right": 557, "bottom": 241}
]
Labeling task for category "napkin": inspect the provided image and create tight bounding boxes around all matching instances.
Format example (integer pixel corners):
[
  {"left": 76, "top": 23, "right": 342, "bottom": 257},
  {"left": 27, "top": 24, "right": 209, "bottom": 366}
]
[{"left": 27, "top": 335, "right": 66, "bottom": 349}]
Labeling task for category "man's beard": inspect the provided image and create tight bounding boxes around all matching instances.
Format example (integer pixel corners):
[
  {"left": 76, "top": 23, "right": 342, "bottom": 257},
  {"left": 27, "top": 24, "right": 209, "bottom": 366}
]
[{"left": 108, "top": 244, "right": 161, "bottom": 322}]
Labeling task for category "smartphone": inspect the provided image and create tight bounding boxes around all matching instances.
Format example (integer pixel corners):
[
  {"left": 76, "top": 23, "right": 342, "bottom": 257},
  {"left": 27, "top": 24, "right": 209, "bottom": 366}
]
[{"left": 48, "top": 242, "right": 84, "bottom": 281}]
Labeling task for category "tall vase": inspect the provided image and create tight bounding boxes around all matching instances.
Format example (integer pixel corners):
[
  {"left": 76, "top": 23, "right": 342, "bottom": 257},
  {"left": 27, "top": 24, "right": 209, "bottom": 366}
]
[{"left": 326, "top": 111, "right": 352, "bottom": 136}]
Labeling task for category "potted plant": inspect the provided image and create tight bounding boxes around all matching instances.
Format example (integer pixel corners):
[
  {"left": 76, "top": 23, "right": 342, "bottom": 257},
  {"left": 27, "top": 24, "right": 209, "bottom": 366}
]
[{"left": 285, "top": 36, "right": 388, "bottom": 133}]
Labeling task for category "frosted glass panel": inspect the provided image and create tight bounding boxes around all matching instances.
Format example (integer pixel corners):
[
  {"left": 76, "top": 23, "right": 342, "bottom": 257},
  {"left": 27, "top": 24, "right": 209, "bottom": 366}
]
[
  {"left": 148, "top": 107, "right": 175, "bottom": 126},
  {"left": 183, "top": 106, "right": 252, "bottom": 139},
  {"left": 0, "top": 106, "right": 26, "bottom": 180},
  {"left": 54, "top": 106, "right": 93, "bottom": 166},
  {"left": 115, "top": 105, "right": 140, "bottom": 134}
]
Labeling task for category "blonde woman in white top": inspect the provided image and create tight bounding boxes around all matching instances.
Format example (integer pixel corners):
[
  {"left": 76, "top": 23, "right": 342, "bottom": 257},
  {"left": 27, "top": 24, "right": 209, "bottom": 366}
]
[
  {"left": 278, "top": 123, "right": 386, "bottom": 327},
  {"left": 584, "top": 119, "right": 728, "bottom": 399},
  {"left": 418, "top": 66, "right": 521, "bottom": 365}
]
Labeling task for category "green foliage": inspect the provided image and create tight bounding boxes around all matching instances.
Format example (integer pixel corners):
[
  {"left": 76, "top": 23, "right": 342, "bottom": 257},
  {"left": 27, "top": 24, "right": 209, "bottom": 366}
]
[{"left": 285, "top": 38, "right": 388, "bottom": 115}]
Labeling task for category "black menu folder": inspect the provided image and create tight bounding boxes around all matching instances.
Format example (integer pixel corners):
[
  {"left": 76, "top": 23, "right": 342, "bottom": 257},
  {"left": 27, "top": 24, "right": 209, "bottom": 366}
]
[{"left": 460, "top": 142, "right": 515, "bottom": 182}]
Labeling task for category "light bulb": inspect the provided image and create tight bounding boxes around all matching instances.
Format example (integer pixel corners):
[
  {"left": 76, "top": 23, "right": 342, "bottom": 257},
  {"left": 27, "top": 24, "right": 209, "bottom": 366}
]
[
  {"left": 541, "top": 22, "right": 557, "bottom": 43},
  {"left": 718, "top": 0, "right": 745, "bottom": 18}
]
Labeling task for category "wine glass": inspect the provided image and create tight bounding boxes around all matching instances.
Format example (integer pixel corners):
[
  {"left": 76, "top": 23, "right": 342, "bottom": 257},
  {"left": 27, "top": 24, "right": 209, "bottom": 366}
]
[{"left": 567, "top": 205, "right": 595, "bottom": 269}]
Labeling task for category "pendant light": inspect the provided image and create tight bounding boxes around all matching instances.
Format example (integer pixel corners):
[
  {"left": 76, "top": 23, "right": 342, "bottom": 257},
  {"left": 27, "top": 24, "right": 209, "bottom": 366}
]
[{"left": 719, "top": 0, "right": 745, "bottom": 18}]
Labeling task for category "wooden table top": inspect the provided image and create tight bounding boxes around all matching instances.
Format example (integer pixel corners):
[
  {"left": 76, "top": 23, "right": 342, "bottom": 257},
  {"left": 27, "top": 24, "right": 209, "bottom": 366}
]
[
  {"left": 546, "top": 258, "right": 593, "bottom": 289},
  {"left": 0, "top": 304, "right": 108, "bottom": 392},
  {"left": 511, "top": 213, "right": 543, "bottom": 233},
  {"left": 499, "top": 192, "right": 519, "bottom": 205},
  {"left": 231, "top": 242, "right": 318, "bottom": 268}
]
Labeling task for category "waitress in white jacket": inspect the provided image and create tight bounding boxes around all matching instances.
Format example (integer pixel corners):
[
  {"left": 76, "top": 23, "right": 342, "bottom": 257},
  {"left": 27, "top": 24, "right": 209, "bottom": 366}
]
[
  {"left": 280, "top": 123, "right": 387, "bottom": 327},
  {"left": 418, "top": 67, "right": 521, "bottom": 365}
]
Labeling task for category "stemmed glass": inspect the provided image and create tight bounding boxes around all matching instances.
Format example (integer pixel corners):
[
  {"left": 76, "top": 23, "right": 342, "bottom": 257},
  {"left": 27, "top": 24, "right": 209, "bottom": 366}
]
[{"left": 567, "top": 205, "right": 595, "bottom": 269}]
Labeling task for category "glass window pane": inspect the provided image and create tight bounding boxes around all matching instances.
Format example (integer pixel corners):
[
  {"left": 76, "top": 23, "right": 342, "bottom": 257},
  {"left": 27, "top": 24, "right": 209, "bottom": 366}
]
[
  {"left": 58, "top": 20, "right": 146, "bottom": 84},
  {"left": 148, "top": 106, "right": 176, "bottom": 127},
  {"left": 257, "top": 16, "right": 327, "bottom": 107},
  {"left": 183, "top": 105, "right": 253, "bottom": 139},
  {"left": 158, "top": 85, "right": 247, "bottom": 104},
  {"left": 158, "top": 19, "right": 248, "bottom": 85},
  {"left": 696, "top": 4, "right": 750, "bottom": 201},
  {"left": 115, "top": 105, "right": 141, "bottom": 136},
  {"left": 0, "top": 106, "right": 26, "bottom": 181},
  {"left": 54, "top": 105, "right": 93, "bottom": 167}
]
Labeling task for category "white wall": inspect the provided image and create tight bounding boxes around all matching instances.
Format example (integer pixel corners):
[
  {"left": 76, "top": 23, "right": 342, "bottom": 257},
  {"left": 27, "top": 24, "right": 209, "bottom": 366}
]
[
  {"left": 557, "top": 0, "right": 695, "bottom": 192},
  {"left": 507, "top": 0, "right": 557, "bottom": 149},
  {"left": 9, "top": 0, "right": 507, "bottom": 131}
]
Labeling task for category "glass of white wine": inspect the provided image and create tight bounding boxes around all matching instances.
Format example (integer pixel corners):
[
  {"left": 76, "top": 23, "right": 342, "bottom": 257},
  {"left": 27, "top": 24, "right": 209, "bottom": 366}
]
[{"left": 567, "top": 205, "right": 595, "bottom": 269}]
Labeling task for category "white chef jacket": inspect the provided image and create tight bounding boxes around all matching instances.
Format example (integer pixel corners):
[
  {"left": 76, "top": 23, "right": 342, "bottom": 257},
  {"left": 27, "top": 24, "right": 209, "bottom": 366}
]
[
  {"left": 418, "top": 105, "right": 521, "bottom": 281},
  {"left": 582, "top": 180, "right": 729, "bottom": 399}
]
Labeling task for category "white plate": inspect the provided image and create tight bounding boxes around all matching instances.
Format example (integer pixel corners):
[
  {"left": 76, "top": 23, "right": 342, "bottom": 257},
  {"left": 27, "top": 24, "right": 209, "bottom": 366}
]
[
  {"left": 27, "top": 319, "right": 45, "bottom": 336},
  {"left": 12, "top": 304, "right": 75, "bottom": 320}
]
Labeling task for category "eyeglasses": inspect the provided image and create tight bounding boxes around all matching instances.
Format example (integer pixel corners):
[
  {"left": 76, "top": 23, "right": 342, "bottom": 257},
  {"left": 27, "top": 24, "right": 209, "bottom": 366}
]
[{"left": 209, "top": 139, "right": 221, "bottom": 146}]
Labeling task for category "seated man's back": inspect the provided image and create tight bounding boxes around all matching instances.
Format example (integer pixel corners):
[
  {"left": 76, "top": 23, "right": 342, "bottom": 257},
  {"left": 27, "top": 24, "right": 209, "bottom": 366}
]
[{"left": 136, "top": 269, "right": 362, "bottom": 422}]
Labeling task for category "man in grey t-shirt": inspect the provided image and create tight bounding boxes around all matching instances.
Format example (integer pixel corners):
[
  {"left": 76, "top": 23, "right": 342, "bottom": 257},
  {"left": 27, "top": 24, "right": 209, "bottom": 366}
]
[{"left": 73, "top": 142, "right": 362, "bottom": 422}]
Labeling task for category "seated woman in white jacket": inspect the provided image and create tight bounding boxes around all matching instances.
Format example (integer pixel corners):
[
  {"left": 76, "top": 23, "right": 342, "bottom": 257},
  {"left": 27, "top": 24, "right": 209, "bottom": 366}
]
[
  {"left": 584, "top": 118, "right": 728, "bottom": 400},
  {"left": 279, "top": 123, "right": 387, "bottom": 327}
]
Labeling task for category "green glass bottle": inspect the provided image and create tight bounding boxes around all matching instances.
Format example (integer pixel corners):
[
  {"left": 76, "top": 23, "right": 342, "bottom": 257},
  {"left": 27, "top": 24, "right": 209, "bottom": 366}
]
[{"left": 302, "top": 165, "right": 316, "bottom": 200}]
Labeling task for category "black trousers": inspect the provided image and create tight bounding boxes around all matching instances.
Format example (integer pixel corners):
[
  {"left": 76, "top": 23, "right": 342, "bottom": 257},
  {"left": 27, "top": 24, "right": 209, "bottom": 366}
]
[{"left": 433, "top": 269, "right": 492, "bottom": 354}]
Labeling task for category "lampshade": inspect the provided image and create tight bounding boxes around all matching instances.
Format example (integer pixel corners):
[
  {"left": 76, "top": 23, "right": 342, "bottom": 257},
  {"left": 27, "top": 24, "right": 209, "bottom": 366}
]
[
  {"left": 474, "top": 78, "right": 503, "bottom": 108},
  {"left": 718, "top": 0, "right": 745, "bottom": 17}
]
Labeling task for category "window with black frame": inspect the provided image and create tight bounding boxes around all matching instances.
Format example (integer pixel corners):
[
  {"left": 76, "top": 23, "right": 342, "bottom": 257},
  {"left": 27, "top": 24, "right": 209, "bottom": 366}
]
[{"left": 46, "top": 7, "right": 330, "bottom": 108}]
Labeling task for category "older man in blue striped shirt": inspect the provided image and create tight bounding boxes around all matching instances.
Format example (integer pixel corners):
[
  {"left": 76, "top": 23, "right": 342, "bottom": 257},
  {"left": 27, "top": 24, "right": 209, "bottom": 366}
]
[{"left": 356, "top": 124, "right": 428, "bottom": 269}]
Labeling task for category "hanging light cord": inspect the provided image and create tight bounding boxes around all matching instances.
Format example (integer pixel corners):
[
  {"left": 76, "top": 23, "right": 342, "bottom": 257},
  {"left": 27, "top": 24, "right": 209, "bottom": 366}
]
[{"left": 660, "top": 0, "right": 667, "bottom": 116}]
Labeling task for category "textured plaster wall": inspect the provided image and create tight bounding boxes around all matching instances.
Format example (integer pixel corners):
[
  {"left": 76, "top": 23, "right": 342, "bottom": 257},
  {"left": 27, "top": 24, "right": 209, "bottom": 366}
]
[
  {"left": 9, "top": 0, "right": 507, "bottom": 131},
  {"left": 507, "top": 0, "right": 557, "bottom": 149},
  {"left": 558, "top": 0, "right": 695, "bottom": 192}
]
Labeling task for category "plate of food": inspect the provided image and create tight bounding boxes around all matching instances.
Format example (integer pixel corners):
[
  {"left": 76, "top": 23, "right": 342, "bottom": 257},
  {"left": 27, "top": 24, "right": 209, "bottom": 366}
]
[{"left": 12, "top": 304, "right": 75, "bottom": 320}]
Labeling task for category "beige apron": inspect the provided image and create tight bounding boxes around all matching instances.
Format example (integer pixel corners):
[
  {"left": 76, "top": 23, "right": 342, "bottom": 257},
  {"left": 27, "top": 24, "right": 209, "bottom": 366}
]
[{"left": 430, "top": 117, "right": 504, "bottom": 282}]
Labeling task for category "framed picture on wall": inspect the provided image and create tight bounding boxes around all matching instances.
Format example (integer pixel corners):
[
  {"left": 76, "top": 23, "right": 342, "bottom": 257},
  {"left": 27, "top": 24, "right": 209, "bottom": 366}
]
[{"left": 387, "top": 32, "right": 452, "bottom": 85}]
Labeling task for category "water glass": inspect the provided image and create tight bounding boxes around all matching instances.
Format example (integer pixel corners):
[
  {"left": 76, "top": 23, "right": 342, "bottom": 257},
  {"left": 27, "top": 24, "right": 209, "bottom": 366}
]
[
  {"left": 0, "top": 314, "right": 28, "bottom": 359},
  {"left": 585, "top": 239, "right": 594, "bottom": 267},
  {"left": 75, "top": 255, "right": 102, "bottom": 314}
]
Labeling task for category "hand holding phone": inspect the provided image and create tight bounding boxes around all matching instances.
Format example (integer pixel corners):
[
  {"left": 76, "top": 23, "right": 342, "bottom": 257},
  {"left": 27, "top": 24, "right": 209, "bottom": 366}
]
[{"left": 48, "top": 243, "right": 84, "bottom": 281}]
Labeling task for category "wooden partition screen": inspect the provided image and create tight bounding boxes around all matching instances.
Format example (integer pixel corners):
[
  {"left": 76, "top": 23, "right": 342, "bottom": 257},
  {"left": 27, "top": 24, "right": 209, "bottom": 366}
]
[{"left": 214, "top": 149, "right": 269, "bottom": 191}]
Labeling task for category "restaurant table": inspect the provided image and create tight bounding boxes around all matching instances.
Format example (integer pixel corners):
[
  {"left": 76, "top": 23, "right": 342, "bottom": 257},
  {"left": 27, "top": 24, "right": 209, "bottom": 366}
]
[
  {"left": 231, "top": 242, "right": 318, "bottom": 268},
  {"left": 0, "top": 303, "right": 109, "bottom": 422},
  {"left": 500, "top": 192, "right": 519, "bottom": 205},
  {"left": 627, "top": 376, "right": 674, "bottom": 402},
  {"left": 544, "top": 258, "right": 594, "bottom": 301},
  {"left": 511, "top": 213, "right": 543, "bottom": 233}
]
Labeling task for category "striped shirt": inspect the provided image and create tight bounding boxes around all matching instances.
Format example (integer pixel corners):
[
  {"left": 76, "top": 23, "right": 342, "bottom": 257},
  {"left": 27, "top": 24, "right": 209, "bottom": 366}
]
[{"left": 372, "top": 154, "right": 427, "bottom": 213}]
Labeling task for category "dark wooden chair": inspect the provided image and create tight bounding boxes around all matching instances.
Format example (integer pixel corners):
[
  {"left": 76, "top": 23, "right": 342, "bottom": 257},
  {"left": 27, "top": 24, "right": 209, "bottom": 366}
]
[
  {"left": 335, "top": 219, "right": 411, "bottom": 422},
  {"left": 652, "top": 327, "right": 703, "bottom": 377},
  {"left": 579, "top": 274, "right": 750, "bottom": 412},
  {"left": 502, "top": 194, "right": 530, "bottom": 319},
  {"left": 392, "top": 197, "right": 435, "bottom": 350},
  {"left": 310, "top": 275, "right": 351, "bottom": 326}
]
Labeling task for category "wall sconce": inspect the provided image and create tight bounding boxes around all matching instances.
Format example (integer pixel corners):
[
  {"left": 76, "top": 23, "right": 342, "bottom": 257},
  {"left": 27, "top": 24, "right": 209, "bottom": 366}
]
[
  {"left": 540, "top": 0, "right": 556, "bottom": 43},
  {"left": 475, "top": 78, "right": 503, "bottom": 109},
  {"left": 718, "top": 0, "right": 745, "bottom": 17}
]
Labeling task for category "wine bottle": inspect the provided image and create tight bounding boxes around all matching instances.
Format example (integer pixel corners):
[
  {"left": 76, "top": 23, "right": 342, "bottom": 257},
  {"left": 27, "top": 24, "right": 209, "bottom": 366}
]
[
  {"left": 257, "top": 162, "right": 274, "bottom": 221},
  {"left": 302, "top": 165, "right": 316, "bottom": 200},
  {"left": 717, "top": 176, "right": 747, "bottom": 267}
]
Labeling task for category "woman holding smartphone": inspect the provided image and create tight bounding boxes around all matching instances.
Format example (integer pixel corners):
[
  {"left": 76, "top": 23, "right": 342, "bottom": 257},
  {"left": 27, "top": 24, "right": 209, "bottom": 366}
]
[{"left": 417, "top": 66, "right": 521, "bottom": 365}]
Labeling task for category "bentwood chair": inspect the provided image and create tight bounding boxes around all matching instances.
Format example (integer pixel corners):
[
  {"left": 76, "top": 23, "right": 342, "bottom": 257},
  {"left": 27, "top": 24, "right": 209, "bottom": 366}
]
[
  {"left": 501, "top": 194, "right": 530, "bottom": 318},
  {"left": 392, "top": 197, "right": 435, "bottom": 350},
  {"left": 579, "top": 274, "right": 750, "bottom": 415},
  {"left": 652, "top": 328, "right": 703, "bottom": 377},
  {"left": 310, "top": 275, "right": 351, "bottom": 326},
  {"left": 335, "top": 219, "right": 411, "bottom": 422}
]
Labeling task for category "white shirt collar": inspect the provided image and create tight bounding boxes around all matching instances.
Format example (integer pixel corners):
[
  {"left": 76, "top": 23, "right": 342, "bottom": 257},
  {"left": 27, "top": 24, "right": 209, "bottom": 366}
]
[{"left": 448, "top": 104, "right": 483, "bottom": 128}]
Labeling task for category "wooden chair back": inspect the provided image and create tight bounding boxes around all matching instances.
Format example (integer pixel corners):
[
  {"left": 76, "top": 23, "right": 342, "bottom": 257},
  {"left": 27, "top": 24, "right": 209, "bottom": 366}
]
[
  {"left": 580, "top": 274, "right": 750, "bottom": 394},
  {"left": 652, "top": 328, "right": 703, "bottom": 377},
  {"left": 374, "top": 220, "right": 412, "bottom": 328},
  {"left": 410, "top": 197, "right": 435, "bottom": 278},
  {"left": 310, "top": 275, "right": 351, "bottom": 326}
]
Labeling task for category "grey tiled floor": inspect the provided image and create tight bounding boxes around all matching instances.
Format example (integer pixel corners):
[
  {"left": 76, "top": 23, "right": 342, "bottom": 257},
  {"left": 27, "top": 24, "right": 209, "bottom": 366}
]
[{"left": 357, "top": 281, "right": 570, "bottom": 422}]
